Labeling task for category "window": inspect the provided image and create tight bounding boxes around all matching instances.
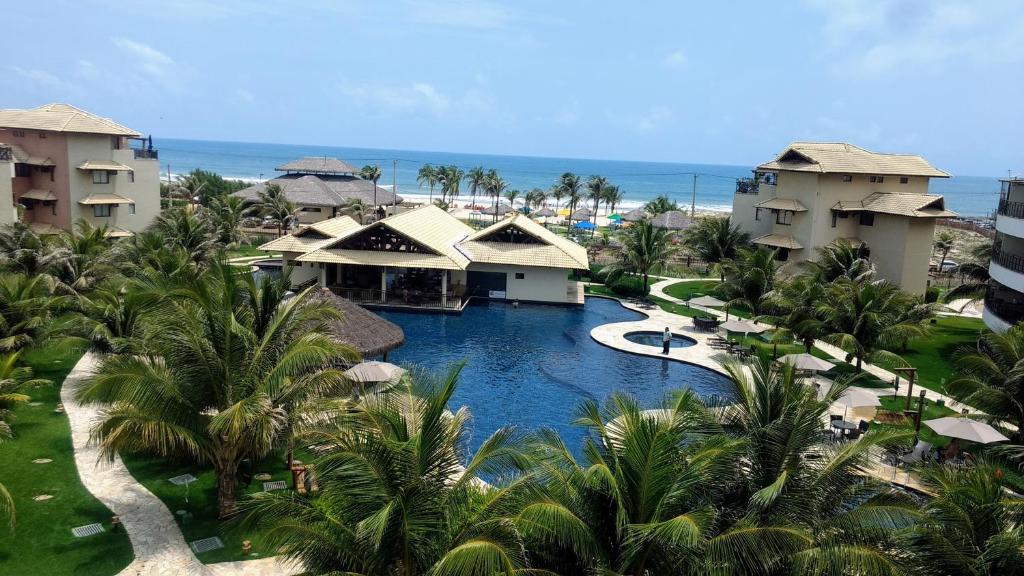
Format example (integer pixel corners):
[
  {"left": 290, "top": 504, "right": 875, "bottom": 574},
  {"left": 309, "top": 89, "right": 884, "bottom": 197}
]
[
  {"left": 869, "top": 175, "right": 884, "bottom": 183},
  {"left": 93, "top": 204, "right": 112, "bottom": 217},
  {"left": 12, "top": 130, "right": 25, "bottom": 137},
  {"left": 775, "top": 210, "right": 793, "bottom": 225},
  {"left": 38, "top": 132, "right": 46, "bottom": 139},
  {"left": 128, "top": 203, "right": 136, "bottom": 215},
  {"left": 859, "top": 213, "right": 875, "bottom": 226},
  {"left": 754, "top": 208, "right": 761, "bottom": 221},
  {"left": 775, "top": 248, "right": 790, "bottom": 262},
  {"left": 14, "top": 164, "right": 31, "bottom": 177},
  {"left": 841, "top": 175, "right": 853, "bottom": 183},
  {"left": 92, "top": 170, "right": 110, "bottom": 184},
  {"left": 299, "top": 207, "right": 322, "bottom": 212},
  {"left": 515, "top": 272, "right": 525, "bottom": 280},
  {"left": 111, "top": 136, "right": 122, "bottom": 150},
  {"left": 128, "top": 170, "right": 135, "bottom": 183},
  {"left": 900, "top": 177, "right": 909, "bottom": 184},
  {"left": 831, "top": 212, "right": 838, "bottom": 228}
]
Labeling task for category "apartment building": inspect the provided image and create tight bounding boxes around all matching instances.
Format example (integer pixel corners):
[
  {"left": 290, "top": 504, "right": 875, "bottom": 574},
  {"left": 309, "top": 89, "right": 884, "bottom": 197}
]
[
  {"left": 733, "top": 142, "right": 956, "bottom": 294},
  {"left": 985, "top": 178, "right": 1024, "bottom": 332},
  {"left": 0, "top": 103, "right": 160, "bottom": 236}
]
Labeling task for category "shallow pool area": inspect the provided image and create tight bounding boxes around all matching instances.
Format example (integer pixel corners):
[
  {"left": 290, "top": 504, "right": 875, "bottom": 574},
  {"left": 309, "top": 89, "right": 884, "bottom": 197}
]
[
  {"left": 377, "top": 297, "right": 732, "bottom": 451},
  {"left": 623, "top": 330, "right": 697, "bottom": 349}
]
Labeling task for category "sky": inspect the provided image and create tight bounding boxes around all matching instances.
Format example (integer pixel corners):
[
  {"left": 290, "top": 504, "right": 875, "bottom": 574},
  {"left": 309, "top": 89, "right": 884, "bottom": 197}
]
[{"left": 2, "top": 0, "right": 1023, "bottom": 176}]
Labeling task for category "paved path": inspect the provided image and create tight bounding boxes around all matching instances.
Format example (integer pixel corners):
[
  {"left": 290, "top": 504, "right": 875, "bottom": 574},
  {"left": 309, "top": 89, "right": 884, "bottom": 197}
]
[{"left": 62, "top": 353, "right": 300, "bottom": 576}]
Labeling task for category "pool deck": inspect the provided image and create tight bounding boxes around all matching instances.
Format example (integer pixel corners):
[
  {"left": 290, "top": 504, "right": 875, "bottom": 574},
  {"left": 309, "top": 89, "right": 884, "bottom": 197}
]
[{"left": 589, "top": 296, "right": 729, "bottom": 376}]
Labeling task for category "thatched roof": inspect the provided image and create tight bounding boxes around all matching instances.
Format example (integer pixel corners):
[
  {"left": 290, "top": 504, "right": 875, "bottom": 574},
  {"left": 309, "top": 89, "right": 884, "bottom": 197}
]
[
  {"left": 232, "top": 173, "right": 400, "bottom": 207},
  {"left": 306, "top": 289, "right": 405, "bottom": 358},
  {"left": 570, "top": 207, "right": 593, "bottom": 220},
  {"left": 533, "top": 207, "right": 555, "bottom": 217},
  {"left": 481, "top": 203, "right": 513, "bottom": 215},
  {"left": 277, "top": 156, "right": 360, "bottom": 174},
  {"left": 622, "top": 207, "right": 649, "bottom": 222},
  {"left": 651, "top": 210, "right": 692, "bottom": 230}
]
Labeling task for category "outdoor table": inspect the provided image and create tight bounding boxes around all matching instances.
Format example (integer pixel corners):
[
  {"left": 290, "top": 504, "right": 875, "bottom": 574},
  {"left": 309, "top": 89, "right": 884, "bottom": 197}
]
[{"left": 830, "top": 420, "right": 858, "bottom": 437}]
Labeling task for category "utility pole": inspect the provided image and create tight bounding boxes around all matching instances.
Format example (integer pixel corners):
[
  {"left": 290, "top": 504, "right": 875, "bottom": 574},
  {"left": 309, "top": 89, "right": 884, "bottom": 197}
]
[
  {"left": 690, "top": 174, "right": 697, "bottom": 218},
  {"left": 392, "top": 159, "right": 398, "bottom": 214}
]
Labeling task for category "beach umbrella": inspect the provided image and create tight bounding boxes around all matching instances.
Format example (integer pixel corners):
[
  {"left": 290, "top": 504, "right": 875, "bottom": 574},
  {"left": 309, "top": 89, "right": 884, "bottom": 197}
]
[
  {"left": 835, "top": 387, "right": 881, "bottom": 420},
  {"left": 777, "top": 353, "right": 835, "bottom": 372},
  {"left": 923, "top": 417, "right": 1010, "bottom": 444},
  {"left": 570, "top": 207, "right": 593, "bottom": 221},
  {"left": 534, "top": 207, "right": 555, "bottom": 217},
  {"left": 482, "top": 203, "right": 513, "bottom": 216},
  {"left": 622, "top": 207, "right": 649, "bottom": 222},
  {"left": 573, "top": 221, "right": 596, "bottom": 230},
  {"left": 651, "top": 210, "right": 692, "bottom": 230},
  {"left": 719, "top": 319, "right": 768, "bottom": 335},
  {"left": 344, "top": 361, "right": 407, "bottom": 383},
  {"left": 607, "top": 213, "right": 623, "bottom": 221},
  {"left": 688, "top": 295, "right": 726, "bottom": 308},
  {"left": 557, "top": 208, "right": 570, "bottom": 217}
]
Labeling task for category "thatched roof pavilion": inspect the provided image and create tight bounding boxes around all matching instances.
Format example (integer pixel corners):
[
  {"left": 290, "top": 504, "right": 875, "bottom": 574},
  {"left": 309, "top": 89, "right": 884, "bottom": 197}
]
[
  {"left": 622, "top": 207, "right": 649, "bottom": 222},
  {"left": 306, "top": 288, "right": 405, "bottom": 359},
  {"left": 651, "top": 210, "right": 692, "bottom": 230},
  {"left": 533, "top": 207, "right": 555, "bottom": 217},
  {"left": 482, "top": 203, "right": 513, "bottom": 216},
  {"left": 570, "top": 207, "right": 593, "bottom": 221}
]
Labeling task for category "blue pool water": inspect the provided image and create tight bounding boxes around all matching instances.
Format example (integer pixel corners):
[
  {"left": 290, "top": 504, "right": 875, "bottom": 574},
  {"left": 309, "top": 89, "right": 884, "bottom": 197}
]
[
  {"left": 624, "top": 331, "right": 697, "bottom": 348},
  {"left": 377, "top": 297, "right": 732, "bottom": 452}
]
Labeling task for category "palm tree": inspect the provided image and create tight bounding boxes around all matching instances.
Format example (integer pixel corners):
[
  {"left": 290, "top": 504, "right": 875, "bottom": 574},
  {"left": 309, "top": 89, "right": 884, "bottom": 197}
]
[
  {"left": 807, "top": 240, "right": 875, "bottom": 283},
  {"left": 205, "top": 194, "right": 246, "bottom": 248},
  {"left": 585, "top": 175, "right": 607, "bottom": 225},
  {"left": 464, "top": 166, "right": 487, "bottom": 210},
  {"left": 559, "top": 172, "right": 582, "bottom": 235},
  {"left": 718, "top": 247, "right": 779, "bottom": 318},
  {"left": 947, "top": 325, "right": 1024, "bottom": 441},
  {"left": 436, "top": 165, "right": 464, "bottom": 206},
  {"left": 550, "top": 185, "right": 565, "bottom": 214},
  {"left": 816, "top": 278, "right": 927, "bottom": 371},
  {"left": 240, "top": 364, "right": 531, "bottom": 575},
  {"left": 0, "top": 351, "right": 50, "bottom": 531},
  {"left": 933, "top": 229, "right": 956, "bottom": 266},
  {"left": 0, "top": 222, "right": 69, "bottom": 278},
  {"left": 174, "top": 171, "right": 207, "bottom": 205},
  {"left": 682, "top": 216, "right": 750, "bottom": 278},
  {"left": 69, "top": 280, "right": 154, "bottom": 354},
  {"left": 0, "top": 273, "right": 67, "bottom": 351},
  {"left": 762, "top": 275, "right": 827, "bottom": 352},
  {"left": 339, "top": 198, "right": 368, "bottom": 224},
  {"left": 603, "top": 220, "right": 672, "bottom": 296},
  {"left": 76, "top": 263, "right": 356, "bottom": 517},
  {"left": 417, "top": 164, "right": 438, "bottom": 205},
  {"left": 644, "top": 195, "right": 678, "bottom": 215},
  {"left": 485, "top": 170, "right": 506, "bottom": 223},
  {"left": 52, "top": 220, "right": 114, "bottom": 295},
  {"left": 603, "top": 185, "right": 624, "bottom": 215},
  {"left": 945, "top": 239, "right": 993, "bottom": 302},
  {"left": 360, "top": 164, "right": 383, "bottom": 208},
  {"left": 249, "top": 183, "right": 296, "bottom": 237},
  {"left": 503, "top": 188, "right": 520, "bottom": 213},
  {"left": 152, "top": 206, "right": 219, "bottom": 263},
  {"left": 907, "top": 461, "right": 1024, "bottom": 576}
]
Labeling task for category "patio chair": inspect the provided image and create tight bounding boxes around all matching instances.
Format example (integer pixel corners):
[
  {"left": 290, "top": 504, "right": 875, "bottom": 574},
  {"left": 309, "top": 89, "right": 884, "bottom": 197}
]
[
  {"left": 858, "top": 420, "right": 870, "bottom": 432},
  {"left": 830, "top": 414, "right": 842, "bottom": 422},
  {"left": 899, "top": 441, "right": 933, "bottom": 466},
  {"left": 846, "top": 429, "right": 863, "bottom": 441}
]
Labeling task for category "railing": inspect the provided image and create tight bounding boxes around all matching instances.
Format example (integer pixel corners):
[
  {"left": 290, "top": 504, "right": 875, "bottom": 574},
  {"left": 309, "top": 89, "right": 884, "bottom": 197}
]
[
  {"left": 735, "top": 179, "right": 759, "bottom": 195},
  {"left": 0, "top": 146, "right": 11, "bottom": 162},
  {"left": 984, "top": 279, "right": 1024, "bottom": 325},
  {"left": 133, "top": 148, "right": 159, "bottom": 160},
  {"left": 329, "top": 286, "right": 464, "bottom": 310},
  {"left": 998, "top": 198, "right": 1024, "bottom": 219},
  {"left": 992, "top": 247, "right": 1024, "bottom": 274}
]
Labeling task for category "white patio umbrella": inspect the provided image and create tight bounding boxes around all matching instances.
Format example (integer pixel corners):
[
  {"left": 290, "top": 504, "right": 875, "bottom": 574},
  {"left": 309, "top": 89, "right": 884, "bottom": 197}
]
[
  {"left": 344, "top": 361, "right": 407, "bottom": 383},
  {"left": 835, "top": 387, "right": 882, "bottom": 421},
  {"left": 777, "top": 353, "right": 836, "bottom": 373},
  {"left": 688, "top": 295, "right": 726, "bottom": 308},
  {"left": 719, "top": 319, "right": 768, "bottom": 335},
  {"left": 923, "top": 417, "right": 1010, "bottom": 444}
]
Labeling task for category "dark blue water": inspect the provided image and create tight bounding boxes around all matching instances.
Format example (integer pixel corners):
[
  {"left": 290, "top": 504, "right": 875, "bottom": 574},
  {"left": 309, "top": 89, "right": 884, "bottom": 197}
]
[
  {"left": 377, "top": 297, "right": 731, "bottom": 452},
  {"left": 624, "top": 331, "right": 697, "bottom": 348},
  {"left": 155, "top": 137, "right": 1002, "bottom": 216}
]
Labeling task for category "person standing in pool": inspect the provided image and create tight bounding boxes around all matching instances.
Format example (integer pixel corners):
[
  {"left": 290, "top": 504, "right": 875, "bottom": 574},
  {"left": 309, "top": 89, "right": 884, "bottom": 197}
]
[{"left": 662, "top": 327, "right": 671, "bottom": 354}]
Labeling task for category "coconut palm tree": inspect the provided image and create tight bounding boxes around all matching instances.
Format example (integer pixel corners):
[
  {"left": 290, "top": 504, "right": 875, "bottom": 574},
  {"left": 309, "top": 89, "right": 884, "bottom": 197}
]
[
  {"left": 644, "top": 195, "right": 678, "bottom": 215},
  {"left": 76, "top": 262, "right": 355, "bottom": 517},
  {"left": 0, "top": 350, "right": 51, "bottom": 442},
  {"left": 68, "top": 280, "right": 155, "bottom": 354},
  {"left": 503, "top": 188, "right": 520, "bottom": 213},
  {"left": 585, "top": 175, "right": 607, "bottom": 225},
  {"left": 816, "top": 279, "right": 927, "bottom": 371},
  {"left": 206, "top": 194, "right": 246, "bottom": 248},
  {"left": 0, "top": 273, "right": 67, "bottom": 351},
  {"left": 436, "top": 165, "right": 464, "bottom": 206},
  {"left": 51, "top": 220, "right": 114, "bottom": 295},
  {"left": 152, "top": 206, "right": 219, "bottom": 263},
  {"left": 933, "top": 229, "right": 956, "bottom": 267},
  {"left": 602, "top": 220, "right": 672, "bottom": 296},
  {"left": 907, "top": 461, "right": 1024, "bottom": 576},
  {"left": 417, "top": 164, "right": 438, "bottom": 205},
  {"left": 550, "top": 185, "right": 565, "bottom": 214},
  {"left": 559, "top": 173, "right": 583, "bottom": 235},
  {"left": 717, "top": 247, "right": 780, "bottom": 318},
  {"left": 339, "top": 198, "right": 368, "bottom": 224},
  {"left": 682, "top": 216, "right": 750, "bottom": 278},
  {"left": 947, "top": 325, "right": 1024, "bottom": 441},
  {"left": 485, "top": 170, "right": 506, "bottom": 223},
  {"left": 248, "top": 183, "right": 297, "bottom": 237},
  {"left": 761, "top": 275, "right": 827, "bottom": 352},
  {"left": 0, "top": 222, "right": 69, "bottom": 278},
  {"left": 944, "top": 239, "right": 993, "bottom": 303},
  {"left": 806, "top": 240, "right": 875, "bottom": 283},
  {"left": 239, "top": 363, "right": 531, "bottom": 575},
  {"left": 359, "top": 164, "right": 383, "bottom": 207},
  {"left": 603, "top": 185, "right": 624, "bottom": 215},
  {"left": 464, "top": 166, "right": 487, "bottom": 210}
]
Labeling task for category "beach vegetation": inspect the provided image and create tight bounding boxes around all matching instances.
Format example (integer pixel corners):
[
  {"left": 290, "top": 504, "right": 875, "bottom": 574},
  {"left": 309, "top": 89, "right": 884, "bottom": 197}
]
[{"left": 644, "top": 194, "right": 678, "bottom": 215}]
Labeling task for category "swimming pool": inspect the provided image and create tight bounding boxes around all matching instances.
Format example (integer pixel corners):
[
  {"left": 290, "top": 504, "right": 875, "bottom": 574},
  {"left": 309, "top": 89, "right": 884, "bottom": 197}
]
[
  {"left": 377, "top": 297, "right": 732, "bottom": 451},
  {"left": 623, "top": 331, "right": 697, "bottom": 348}
]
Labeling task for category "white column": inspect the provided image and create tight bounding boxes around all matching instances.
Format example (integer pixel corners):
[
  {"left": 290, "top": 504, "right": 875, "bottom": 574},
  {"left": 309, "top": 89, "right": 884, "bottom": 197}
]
[
  {"left": 319, "top": 264, "right": 326, "bottom": 287},
  {"left": 380, "top": 267, "right": 387, "bottom": 303},
  {"left": 441, "top": 270, "right": 448, "bottom": 309}
]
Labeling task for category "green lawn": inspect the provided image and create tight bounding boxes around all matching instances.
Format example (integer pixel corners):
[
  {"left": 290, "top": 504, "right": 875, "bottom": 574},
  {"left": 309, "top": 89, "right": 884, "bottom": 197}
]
[
  {"left": 876, "top": 316, "right": 987, "bottom": 395},
  {"left": 662, "top": 280, "right": 720, "bottom": 301},
  {"left": 0, "top": 346, "right": 133, "bottom": 576},
  {"left": 121, "top": 454, "right": 293, "bottom": 564},
  {"left": 874, "top": 395, "right": 958, "bottom": 449}
]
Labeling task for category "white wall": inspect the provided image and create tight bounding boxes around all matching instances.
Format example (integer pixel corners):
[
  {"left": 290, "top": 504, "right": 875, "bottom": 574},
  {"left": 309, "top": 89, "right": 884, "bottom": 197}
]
[
  {"left": 65, "top": 134, "right": 160, "bottom": 232},
  {"left": 0, "top": 160, "right": 14, "bottom": 226},
  {"left": 468, "top": 263, "right": 571, "bottom": 303}
]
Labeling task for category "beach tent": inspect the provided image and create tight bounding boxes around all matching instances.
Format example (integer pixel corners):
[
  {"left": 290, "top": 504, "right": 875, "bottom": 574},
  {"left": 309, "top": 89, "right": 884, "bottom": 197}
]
[
  {"left": 923, "top": 417, "right": 1010, "bottom": 444},
  {"left": 570, "top": 207, "right": 593, "bottom": 221},
  {"left": 607, "top": 213, "right": 623, "bottom": 221},
  {"left": 534, "top": 207, "right": 555, "bottom": 217},
  {"left": 574, "top": 221, "right": 596, "bottom": 230},
  {"left": 622, "top": 207, "right": 649, "bottom": 222},
  {"left": 651, "top": 210, "right": 692, "bottom": 230},
  {"left": 482, "top": 203, "right": 513, "bottom": 216},
  {"left": 557, "top": 208, "right": 571, "bottom": 217}
]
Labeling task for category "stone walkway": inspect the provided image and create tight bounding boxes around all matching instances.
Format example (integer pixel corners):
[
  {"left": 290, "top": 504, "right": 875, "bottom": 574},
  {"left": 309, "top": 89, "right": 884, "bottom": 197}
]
[{"left": 62, "top": 353, "right": 300, "bottom": 576}]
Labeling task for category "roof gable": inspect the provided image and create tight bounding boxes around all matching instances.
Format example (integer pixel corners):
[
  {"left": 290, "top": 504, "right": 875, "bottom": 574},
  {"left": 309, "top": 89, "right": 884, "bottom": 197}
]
[
  {"left": 0, "top": 103, "right": 140, "bottom": 136},
  {"left": 460, "top": 213, "right": 588, "bottom": 269},
  {"left": 277, "top": 157, "right": 359, "bottom": 174},
  {"left": 757, "top": 141, "right": 950, "bottom": 178}
]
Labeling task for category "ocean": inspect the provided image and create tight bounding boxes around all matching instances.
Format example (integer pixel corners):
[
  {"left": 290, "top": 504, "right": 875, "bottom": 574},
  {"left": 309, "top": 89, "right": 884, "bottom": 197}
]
[{"left": 156, "top": 138, "right": 1002, "bottom": 217}]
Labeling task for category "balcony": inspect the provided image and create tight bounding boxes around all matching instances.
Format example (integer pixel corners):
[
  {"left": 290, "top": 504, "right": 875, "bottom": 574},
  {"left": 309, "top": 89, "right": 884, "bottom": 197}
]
[
  {"left": 990, "top": 247, "right": 1024, "bottom": 293},
  {"left": 735, "top": 179, "right": 759, "bottom": 195},
  {"left": 133, "top": 148, "right": 159, "bottom": 160},
  {"left": 984, "top": 279, "right": 1024, "bottom": 331}
]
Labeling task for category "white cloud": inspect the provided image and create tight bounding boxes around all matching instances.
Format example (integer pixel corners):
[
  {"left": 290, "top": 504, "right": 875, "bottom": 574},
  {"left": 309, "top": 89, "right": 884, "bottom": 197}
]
[
  {"left": 412, "top": 83, "right": 451, "bottom": 111},
  {"left": 663, "top": 49, "right": 688, "bottom": 70},
  {"left": 6, "top": 66, "right": 76, "bottom": 92},
  {"left": 111, "top": 37, "right": 175, "bottom": 77},
  {"left": 236, "top": 88, "right": 255, "bottom": 103},
  {"left": 406, "top": 0, "right": 517, "bottom": 29},
  {"left": 338, "top": 76, "right": 497, "bottom": 119}
]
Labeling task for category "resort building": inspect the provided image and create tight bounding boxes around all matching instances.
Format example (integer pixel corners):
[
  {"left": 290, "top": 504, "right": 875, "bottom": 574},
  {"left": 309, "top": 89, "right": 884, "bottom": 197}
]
[
  {"left": 733, "top": 142, "right": 956, "bottom": 294},
  {"left": 0, "top": 103, "right": 161, "bottom": 236},
  {"left": 261, "top": 205, "right": 588, "bottom": 310},
  {"left": 232, "top": 157, "right": 400, "bottom": 225},
  {"left": 984, "top": 177, "right": 1024, "bottom": 332}
]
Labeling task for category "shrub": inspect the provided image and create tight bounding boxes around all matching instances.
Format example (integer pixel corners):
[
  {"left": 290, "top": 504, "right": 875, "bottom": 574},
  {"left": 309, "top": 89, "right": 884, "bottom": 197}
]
[
  {"left": 924, "top": 286, "right": 940, "bottom": 303},
  {"left": 609, "top": 275, "right": 647, "bottom": 297},
  {"left": 589, "top": 264, "right": 610, "bottom": 284}
]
